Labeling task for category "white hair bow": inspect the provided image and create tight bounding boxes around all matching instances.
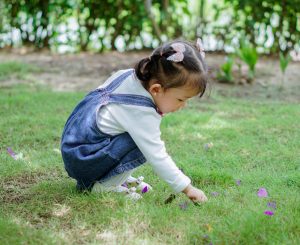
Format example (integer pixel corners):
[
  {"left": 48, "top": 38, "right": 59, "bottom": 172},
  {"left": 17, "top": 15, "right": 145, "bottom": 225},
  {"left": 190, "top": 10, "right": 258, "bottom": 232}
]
[{"left": 166, "top": 43, "right": 186, "bottom": 62}]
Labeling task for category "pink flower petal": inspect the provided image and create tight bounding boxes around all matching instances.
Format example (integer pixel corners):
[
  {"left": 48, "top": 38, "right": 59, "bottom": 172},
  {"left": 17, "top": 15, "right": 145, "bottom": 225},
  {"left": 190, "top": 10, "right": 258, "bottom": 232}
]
[
  {"left": 264, "top": 210, "right": 274, "bottom": 216},
  {"left": 257, "top": 188, "right": 268, "bottom": 198}
]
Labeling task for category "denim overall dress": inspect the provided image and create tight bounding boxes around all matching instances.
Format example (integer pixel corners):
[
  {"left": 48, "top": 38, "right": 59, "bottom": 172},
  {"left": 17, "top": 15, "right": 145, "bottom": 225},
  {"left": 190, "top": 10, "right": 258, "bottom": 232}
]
[{"left": 61, "top": 70, "right": 156, "bottom": 191}]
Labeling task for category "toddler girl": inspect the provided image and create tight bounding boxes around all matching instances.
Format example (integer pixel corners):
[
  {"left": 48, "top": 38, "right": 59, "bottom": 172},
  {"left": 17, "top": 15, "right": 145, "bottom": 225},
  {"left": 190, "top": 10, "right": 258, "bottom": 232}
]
[{"left": 61, "top": 39, "right": 208, "bottom": 202}]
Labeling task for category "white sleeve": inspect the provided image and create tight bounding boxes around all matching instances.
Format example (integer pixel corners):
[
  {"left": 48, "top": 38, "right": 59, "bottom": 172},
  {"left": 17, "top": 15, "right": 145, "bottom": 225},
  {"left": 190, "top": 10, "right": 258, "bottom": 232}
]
[{"left": 105, "top": 104, "right": 191, "bottom": 193}]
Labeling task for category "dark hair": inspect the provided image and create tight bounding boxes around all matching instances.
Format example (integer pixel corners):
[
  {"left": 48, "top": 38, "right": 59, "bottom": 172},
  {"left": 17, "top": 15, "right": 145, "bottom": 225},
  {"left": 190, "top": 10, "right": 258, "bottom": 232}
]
[{"left": 134, "top": 40, "right": 208, "bottom": 97}]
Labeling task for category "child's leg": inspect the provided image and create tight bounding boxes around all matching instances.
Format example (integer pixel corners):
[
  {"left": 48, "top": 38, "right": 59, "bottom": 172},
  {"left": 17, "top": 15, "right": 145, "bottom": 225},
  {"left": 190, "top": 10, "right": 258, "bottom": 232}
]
[
  {"left": 97, "top": 132, "right": 146, "bottom": 181},
  {"left": 92, "top": 170, "right": 142, "bottom": 200},
  {"left": 93, "top": 169, "right": 134, "bottom": 192},
  {"left": 70, "top": 132, "right": 145, "bottom": 191}
]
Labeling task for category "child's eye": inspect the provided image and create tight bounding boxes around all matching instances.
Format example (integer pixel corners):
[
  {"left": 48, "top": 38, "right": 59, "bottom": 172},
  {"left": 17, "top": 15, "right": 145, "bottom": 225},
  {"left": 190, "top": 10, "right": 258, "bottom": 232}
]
[{"left": 178, "top": 99, "right": 184, "bottom": 102}]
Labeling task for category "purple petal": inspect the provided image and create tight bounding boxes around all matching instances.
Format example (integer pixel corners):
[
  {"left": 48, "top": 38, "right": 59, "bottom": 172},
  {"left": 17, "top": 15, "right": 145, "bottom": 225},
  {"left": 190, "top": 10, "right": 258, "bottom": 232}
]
[
  {"left": 121, "top": 182, "right": 128, "bottom": 188},
  {"left": 204, "top": 142, "right": 213, "bottom": 151},
  {"left": 202, "top": 234, "right": 213, "bottom": 244},
  {"left": 141, "top": 186, "right": 148, "bottom": 194},
  {"left": 267, "top": 201, "right": 277, "bottom": 209},
  {"left": 7, "top": 147, "right": 17, "bottom": 160},
  {"left": 211, "top": 191, "right": 219, "bottom": 197},
  {"left": 179, "top": 201, "right": 189, "bottom": 210},
  {"left": 257, "top": 188, "right": 268, "bottom": 198},
  {"left": 264, "top": 210, "right": 274, "bottom": 216},
  {"left": 236, "top": 179, "right": 241, "bottom": 186}
]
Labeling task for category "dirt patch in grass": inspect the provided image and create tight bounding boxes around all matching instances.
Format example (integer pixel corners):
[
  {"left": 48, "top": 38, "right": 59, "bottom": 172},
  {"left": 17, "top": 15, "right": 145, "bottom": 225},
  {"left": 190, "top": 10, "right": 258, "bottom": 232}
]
[
  {"left": 0, "top": 51, "right": 299, "bottom": 103},
  {"left": 0, "top": 170, "right": 63, "bottom": 204}
]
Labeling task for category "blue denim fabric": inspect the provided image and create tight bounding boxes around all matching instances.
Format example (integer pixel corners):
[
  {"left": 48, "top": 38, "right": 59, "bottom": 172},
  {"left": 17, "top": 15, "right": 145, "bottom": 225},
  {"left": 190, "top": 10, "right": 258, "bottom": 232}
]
[{"left": 61, "top": 70, "right": 156, "bottom": 191}]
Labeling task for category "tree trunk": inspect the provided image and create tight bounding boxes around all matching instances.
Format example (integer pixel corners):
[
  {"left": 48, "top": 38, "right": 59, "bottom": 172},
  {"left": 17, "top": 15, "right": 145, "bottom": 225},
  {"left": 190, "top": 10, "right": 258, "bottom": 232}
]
[
  {"left": 144, "top": 0, "right": 162, "bottom": 43},
  {"left": 39, "top": 0, "right": 50, "bottom": 48}
]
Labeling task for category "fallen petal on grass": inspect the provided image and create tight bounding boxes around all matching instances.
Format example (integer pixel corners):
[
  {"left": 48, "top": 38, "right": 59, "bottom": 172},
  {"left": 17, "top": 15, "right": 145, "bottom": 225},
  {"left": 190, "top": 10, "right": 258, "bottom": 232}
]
[
  {"left": 264, "top": 210, "right": 274, "bottom": 216},
  {"left": 179, "top": 201, "right": 189, "bottom": 210},
  {"left": 7, "top": 147, "right": 17, "bottom": 160},
  {"left": 257, "top": 188, "right": 268, "bottom": 198},
  {"left": 236, "top": 179, "right": 241, "bottom": 186},
  {"left": 7, "top": 147, "right": 23, "bottom": 160},
  {"left": 267, "top": 201, "right": 277, "bottom": 209},
  {"left": 204, "top": 142, "right": 214, "bottom": 151},
  {"left": 211, "top": 191, "right": 219, "bottom": 197}
]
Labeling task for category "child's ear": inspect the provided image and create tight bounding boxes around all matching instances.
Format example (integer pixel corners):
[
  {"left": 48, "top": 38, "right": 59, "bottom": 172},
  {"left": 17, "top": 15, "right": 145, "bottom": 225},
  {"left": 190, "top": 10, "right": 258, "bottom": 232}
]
[{"left": 149, "top": 83, "right": 163, "bottom": 96}]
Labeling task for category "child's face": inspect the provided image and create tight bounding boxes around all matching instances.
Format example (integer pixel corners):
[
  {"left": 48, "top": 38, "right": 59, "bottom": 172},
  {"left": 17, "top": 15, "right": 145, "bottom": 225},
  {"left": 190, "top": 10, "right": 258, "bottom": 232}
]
[{"left": 149, "top": 84, "right": 198, "bottom": 114}]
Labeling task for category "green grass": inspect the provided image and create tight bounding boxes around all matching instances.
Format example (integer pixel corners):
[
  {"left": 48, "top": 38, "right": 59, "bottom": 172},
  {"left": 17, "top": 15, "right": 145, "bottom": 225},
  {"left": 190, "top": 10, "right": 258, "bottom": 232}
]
[
  {"left": 0, "top": 61, "right": 41, "bottom": 81},
  {"left": 0, "top": 84, "right": 299, "bottom": 245}
]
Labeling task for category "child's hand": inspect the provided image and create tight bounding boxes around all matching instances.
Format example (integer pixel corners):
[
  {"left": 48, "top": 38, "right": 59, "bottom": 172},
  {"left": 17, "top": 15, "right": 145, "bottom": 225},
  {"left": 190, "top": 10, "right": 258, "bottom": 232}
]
[{"left": 182, "top": 184, "right": 208, "bottom": 203}]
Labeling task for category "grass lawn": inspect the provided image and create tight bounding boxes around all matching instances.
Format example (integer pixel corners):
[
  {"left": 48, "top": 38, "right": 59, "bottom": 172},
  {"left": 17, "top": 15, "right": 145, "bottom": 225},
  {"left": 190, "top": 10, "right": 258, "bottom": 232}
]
[{"left": 0, "top": 68, "right": 299, "bottom": 244}]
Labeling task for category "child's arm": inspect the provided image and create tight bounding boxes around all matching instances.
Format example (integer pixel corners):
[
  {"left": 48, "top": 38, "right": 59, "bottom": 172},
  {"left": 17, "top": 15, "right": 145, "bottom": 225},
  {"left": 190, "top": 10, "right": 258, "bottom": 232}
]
[
  {"left": 182, "top": 184, "right": 208, "bottom": 203},
  {"left": 108, "top": 105, "right": 191, "bottom": 193}
]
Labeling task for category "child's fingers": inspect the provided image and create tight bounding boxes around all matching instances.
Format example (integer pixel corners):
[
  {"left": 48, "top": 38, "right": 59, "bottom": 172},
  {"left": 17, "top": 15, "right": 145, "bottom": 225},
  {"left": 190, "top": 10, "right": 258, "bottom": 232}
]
[
  {"left": 195, "top": 194, "right": 208, "bottom": 203},
  {"left": 192, "top": 197, "right": 207, "bottom": 205},
  {"left": 201, "top": 195, "right": 208, "bottom": 202}
]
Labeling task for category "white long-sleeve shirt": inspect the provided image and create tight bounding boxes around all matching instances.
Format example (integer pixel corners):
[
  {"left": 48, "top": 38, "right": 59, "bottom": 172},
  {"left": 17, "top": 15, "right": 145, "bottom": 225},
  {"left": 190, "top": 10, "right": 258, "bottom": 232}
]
[{"left": 96, "top": 69, "right": 191, "bottom": 193}]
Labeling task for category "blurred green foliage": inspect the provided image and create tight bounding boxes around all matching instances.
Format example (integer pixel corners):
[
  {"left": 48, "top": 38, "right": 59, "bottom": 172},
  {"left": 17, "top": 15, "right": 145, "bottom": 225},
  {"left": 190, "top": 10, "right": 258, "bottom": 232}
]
[
  {"left": 279, "top": 52, "right": 292, "bottom": 74},
  {"left": 0, "top": 0, "right": 299, "bottom": 53},
  {"left": 279, "top": 52, "right": 292, "bottom": 87},
  {"left": 221, "top": 0, "right": 300, "bottom": 53},
  {"left": 217, "top": 56, "right": 235, "bottom": 83},
  {"left": 0, "top": 61, "right": 40, "bottom": 80},
  {"left": 0, "top": 0, "right": 190, "bottom": 51},
  {"left": 237, "top": 42, "right": 258, "bottom": 82}
]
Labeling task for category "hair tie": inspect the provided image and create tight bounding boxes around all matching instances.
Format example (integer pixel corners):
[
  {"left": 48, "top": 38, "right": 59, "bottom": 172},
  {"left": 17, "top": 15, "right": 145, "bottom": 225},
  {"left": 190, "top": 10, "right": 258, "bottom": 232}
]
[
  {"left": 196, "top": 38, "right": 205, "bottom": 59},
  {"left": 166, "top": 43, "right": 186, "bottom": 62}
]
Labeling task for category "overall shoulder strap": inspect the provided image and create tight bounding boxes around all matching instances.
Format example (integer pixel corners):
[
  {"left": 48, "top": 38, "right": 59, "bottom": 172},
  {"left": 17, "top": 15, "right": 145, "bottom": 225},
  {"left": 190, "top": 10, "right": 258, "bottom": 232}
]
[
  {"left": 101, "top": 69, "right": 134, "bottom": 93},
  {"left": 98, "top": 69, "right": 157, "bottom": 110},
  {"left": 109, "top": 93, "right": 156, "bottom": 109}
]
